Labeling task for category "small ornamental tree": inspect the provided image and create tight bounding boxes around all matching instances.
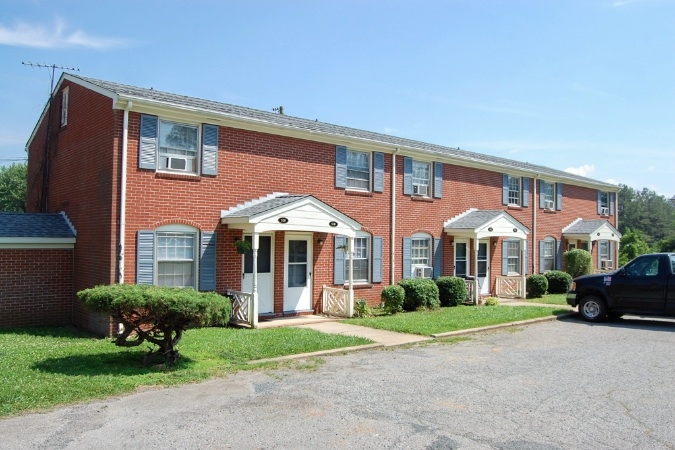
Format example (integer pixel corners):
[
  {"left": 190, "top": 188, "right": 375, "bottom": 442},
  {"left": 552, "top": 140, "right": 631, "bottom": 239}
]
[
  {"left": 563, "top": 249, "right": 593, "bottom": 278},
  {"left": 78, "top": 284, "right": 231, "bottom": 365}
]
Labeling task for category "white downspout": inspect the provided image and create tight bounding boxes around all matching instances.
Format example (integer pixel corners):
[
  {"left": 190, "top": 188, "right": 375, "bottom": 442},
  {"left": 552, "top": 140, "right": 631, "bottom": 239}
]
[
  {"left": 118, "top": 100, "right": 132, "bottom": 284},
  {"left": 533, "top": 175, "right": 538, "bottom": 274},
  {"left": 391, "top": 148, "right": 399, "bottom": 285}
]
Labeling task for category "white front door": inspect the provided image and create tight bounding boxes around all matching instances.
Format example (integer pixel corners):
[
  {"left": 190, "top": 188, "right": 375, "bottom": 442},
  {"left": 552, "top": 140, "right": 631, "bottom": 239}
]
[
  {"left": 242, "top": 234, "right": 274, "bottom": 314},
  {"left": 283, "top": 233, "right": 313, "bottom": 312},
  {"left": 477, "top": 240, "right": 490, "bottom": 295}
]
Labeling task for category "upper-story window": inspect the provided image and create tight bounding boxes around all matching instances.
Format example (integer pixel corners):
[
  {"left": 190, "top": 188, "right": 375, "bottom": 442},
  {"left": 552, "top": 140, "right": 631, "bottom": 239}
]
[
  {"left": 346, "top": 150, "right": 370, "bottom": 190},
  {"left": 412, "top": 161, "right": 431, "bottom": 197},
  {"left": 543, "top": 182, "right": 555, "bottom": 209},
  {"left": 502, "top": 174, "right": 529, "bottom": 207},
  {"left": 60, "top": 87, "right": 69, "bottom": 127},
  {"left": 597, "top": 190, "right": 614, "bottom": 216},
  {"left": 540, "top": 180, "right": 562, "bottom": 211},
  {"left": 139, "top": 114, "right": 218, "bottom": 176},
  {"left": 403, "top": 157, "right": 443, "bottom": 199}
]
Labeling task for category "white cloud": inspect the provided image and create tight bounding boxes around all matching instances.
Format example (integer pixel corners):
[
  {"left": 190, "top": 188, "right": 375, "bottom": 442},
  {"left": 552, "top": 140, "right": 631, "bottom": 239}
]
[
  {"left": 564, "top": 164, "right": 595, "bottom": 177},
  {"left": 383, "top": 127, "right": 398, "bottom": 135},
  {"left": 0, "top": 19, "right": 132, "bottom": 49}
]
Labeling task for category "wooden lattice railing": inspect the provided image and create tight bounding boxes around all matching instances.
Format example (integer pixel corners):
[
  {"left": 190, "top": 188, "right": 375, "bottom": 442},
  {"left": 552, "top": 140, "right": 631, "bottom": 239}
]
[
  {"left": 322, "top": 286, "right": 352, "bottom": 317},
  {"left": 227, "top": 290, "right": 253, "bottom": 326},
  {"left": 495, "top": 276, "right": 524, "bottom": 298}
]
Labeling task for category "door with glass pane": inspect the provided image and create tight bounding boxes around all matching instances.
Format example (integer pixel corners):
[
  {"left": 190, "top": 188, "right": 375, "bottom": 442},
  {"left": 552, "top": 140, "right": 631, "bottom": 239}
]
[
  {"left": 284, "top": 234, "right": 313, "bottom": 312},
  {"left": 478, "top": 241, "right": 490, "bottom": 295},
  {"left": 242, "top": 235, "right": 273, "bottom": 314}
]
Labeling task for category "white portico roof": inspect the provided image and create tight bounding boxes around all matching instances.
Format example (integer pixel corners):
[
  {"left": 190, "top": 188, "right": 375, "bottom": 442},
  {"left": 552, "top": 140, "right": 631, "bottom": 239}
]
[
  {"left": 220, "top": 193, "right": 362, "bottom": 237},
  {"left": 443, "top": 208, "right": 530, "bottom": 240},
  {"left": 562, "top": 219, "right": 621, "bottom": 242}
]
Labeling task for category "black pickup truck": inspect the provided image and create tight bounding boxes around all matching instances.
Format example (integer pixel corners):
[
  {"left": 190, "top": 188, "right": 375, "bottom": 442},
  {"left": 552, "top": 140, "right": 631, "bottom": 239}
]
[{"left": 566, "top": 253, "right": 675, "bottom": 322}]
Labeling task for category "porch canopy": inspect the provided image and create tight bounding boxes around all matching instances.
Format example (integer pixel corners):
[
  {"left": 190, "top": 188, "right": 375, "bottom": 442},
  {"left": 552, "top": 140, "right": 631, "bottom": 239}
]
[
  {"left": 562, "top": 219, "right": 621, "bottom": 244},
  {"left": 443, "top": 209, "right": 530, "bottom": 299},
  {"left": 221, "top": 192, "right": 362, "bottom": 326}
]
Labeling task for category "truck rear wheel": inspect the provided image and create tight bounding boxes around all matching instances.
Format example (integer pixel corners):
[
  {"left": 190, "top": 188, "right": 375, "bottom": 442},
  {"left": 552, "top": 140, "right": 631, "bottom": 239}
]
[{"left": 579, "top": 296, "right": 607, "bottom": 322}]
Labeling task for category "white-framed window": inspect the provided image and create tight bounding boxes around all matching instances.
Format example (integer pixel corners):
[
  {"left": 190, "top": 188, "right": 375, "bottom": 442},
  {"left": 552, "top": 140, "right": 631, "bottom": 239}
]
[
  {"left": 346, "top": 150, "right": 370, "bottom": 190},
  {"left": 508, "top": 175, "right": 521, "bottom": 206},
  {"left": 543, "top": 181, "right": 556, "bottom": 210},
  {"left": 568, "top": 242, "right": 576, "bottom": 251},
  {"left": 506, "top": 240, "right": 521, "bottom": 275},
  {"left": 598, "top": 191, "right": 610, "bottom": 215},
  {"left": 345, "top": 235, "right": 370, "bottom": 283},
  {"left": 580, "top": 241, "right": 589, "bottom": 252},
  {"left": 411, "top": 233, "right": 432, "bottom": 278},
  {"left": 60, "top": 87, "right": 69, "bottom": 127},
  {"left": 599, "top": 240, "right": 609, "bottom": 262},
  {"left": 156, "top": 225, "right": 197, "bottom": 288},
  {"left": 454, "top": 240, "right": 468, "bottom": 277},
  {"left": 159, "top": 120, "right": 199, "bottom": 174},
  {"left": 412, "top": 160, "right": 431, "bottom": 197},
  {"left": 542, "top": 238, "right": 555, "bottom": 272}
]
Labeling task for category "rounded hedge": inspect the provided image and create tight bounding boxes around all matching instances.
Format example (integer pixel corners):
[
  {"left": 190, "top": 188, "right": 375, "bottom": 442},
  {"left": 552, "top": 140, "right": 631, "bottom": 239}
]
[
  {"left": 397, "top": 278, "right": 440, "bottom": 311},
  {"left": 544, "top": 270, "right": 573, "bottom": 294},
  {"left": 381, "top": 285, "right": 405, "bottom": 314},
  {"left": 526, "top": 274, "right": 548, "bottom": 299},
  {"left": 435, "top": 276, "right": 468, "bottom": 307}
]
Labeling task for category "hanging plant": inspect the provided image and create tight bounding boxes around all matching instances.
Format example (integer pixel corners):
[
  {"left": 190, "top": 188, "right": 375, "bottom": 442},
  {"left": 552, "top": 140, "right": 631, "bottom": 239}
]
[
  {"left": 336, "top": 243, "right": 349, "bottom": 253},
  {"left": 234, "top": 238, "right": 252, "bottom": 254}
]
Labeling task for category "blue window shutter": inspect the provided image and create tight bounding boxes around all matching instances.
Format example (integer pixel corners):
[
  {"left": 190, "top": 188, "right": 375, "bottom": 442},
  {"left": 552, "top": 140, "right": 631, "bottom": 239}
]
[
  {"left": 334, "top": 236, "right": 345, "bottom": 284},
  {"left": 403, "top": 157, "right": 413, "bottom": 195},
  {"left": 502, "top": 174, "right": 509, "bottom": 205},
  {"left": 597, "top": 190, "right": 602, "bottom": 214},
  {"left": 597, "top": 241, "right": 603, "bottom": 268},
  {"left": 539, "top": 180, "right": 546, "bottom": 209},
  {"left": 557, "top": 239, "right": 563, "bottom": 270},
  {"left": 522, "top": 177, "right": 530, "bottom": 207},
  {"left": 402, "top": 237, "right": 412, "bottom": 278},
  {"left": 200, "top": 231, "right": 216, "bottom": 291},
  {"left": 335, "top": 146, "right": 347, "bottom": 188},
  {"left": 524, "top": 240, "right": 529, "bottom": 275},
  {"left": 137, "top": 231, "right": 155, "bottom": 285},
  {"left": 609, "top": 192, "right": 615, "bottom": 215},
  {"left": 201, "top": 124, "right": 218, "bottom": 176},
  {"left": 139, "top": 115, "right": 158, "bottom": 170},
  {"left": 539, "top": 240, "right": 545, "bottom": 273},
  {"left": 372, "top": 236, "right": 383, "bottom": 283},
  {"left": 433, "top": 237, "right": 442, "bottom": 278},
  {"left": 502, "top": 241, "right": 509, "bottom": 275},
  {"left": 373, "top": 152, "right": 384, "bottom": 192},
  {"left": 433, "top": 162, "right": 443, "bottom": 198},
  {"left": 610, "top": 241, "right": 616, "bottom": 263},
  {"left": 556, "top": 183, "right": 563, "bottom": 210}
]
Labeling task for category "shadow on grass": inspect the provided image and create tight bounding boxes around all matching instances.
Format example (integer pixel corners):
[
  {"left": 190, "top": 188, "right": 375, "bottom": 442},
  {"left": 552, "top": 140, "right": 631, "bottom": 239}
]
[{"left": 32, "top": 351, "right": 196, "bottom": 376}]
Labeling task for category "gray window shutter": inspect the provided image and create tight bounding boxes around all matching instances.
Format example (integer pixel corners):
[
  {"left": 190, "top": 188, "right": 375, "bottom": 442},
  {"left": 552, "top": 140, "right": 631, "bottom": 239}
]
[
  {"left": 200, "top": 231, "right": 216, "bottom": 291},
  {"left": 524, "top": 240, "right": 529, "bottom": 275},
  {"left": 610, "top": 241, "right": 616, "bottom": 264},
  {"left": 403, "top": 157, "right": 413, "bottom": 195},
  {"left": 597, "top": 241, "right": 603, "bottom": 268},
  {"left": 402, "top": 237, "right": 412, "bottom": 278},
  {"left": 433, "top": 237, "right": 442, "bottom": 278},
  {"left": 502, "top": 174, "right": 509, "bottom": 205},
  {"left": 335, "top": 146, "right": 347, "bottom": 188},
  {"left": 334, "top": 235, "right": 346, "bottom": 284},
  {"left": 556, "top": 183, "right": 563, "bottom": 210},
  {"left": 597, "top": 190, "right": 603, "bottom": 215},
  {"left": 137, "top": 231, "right": 155, "bottom": 285},
  {"left": 433, "top": 162, "right": 443, "bottom": 198},
  {"left": 609, "top": 193, "right": 615, "bottom": 215},
  {"left": 201, "top": 124, "right": 218, "bottom": 176},
  {"left": 372, "top": 236, "right": 383, "bottom": 283},
  {"left": 139, "top": 115, "right": 158, "bottom": 170},
  {"left": 373, "top": 152, "right": 384, "bottom": 193},
  {"left": 557, "top": 239, "right": 563, "bottom": 270},
  {"left": 539, "top": 240, "right": 545, "bottom": 273},
  {"left": 522, "top": 177, "right": 530, "bottom": 207},
  {"left": 502, "top": 240, "right": 509, "bottom": 275},
  {"left": 539, "top": 180, "right": 546, "bottom": 209}
]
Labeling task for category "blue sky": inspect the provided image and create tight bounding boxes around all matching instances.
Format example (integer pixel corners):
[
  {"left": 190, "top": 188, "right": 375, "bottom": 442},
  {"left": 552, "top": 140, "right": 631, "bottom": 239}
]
[{"left": 1, "top": 0, "right": 673, "bottom": 198}]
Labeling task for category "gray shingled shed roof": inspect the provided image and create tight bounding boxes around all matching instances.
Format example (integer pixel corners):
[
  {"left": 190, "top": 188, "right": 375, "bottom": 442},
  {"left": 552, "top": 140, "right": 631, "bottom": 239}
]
[
  {"left": 0, "top": 212, "right": 76, "bottom": 243},
  {"left": 58, "top": 74, "right": 617, "bottom": 190}
]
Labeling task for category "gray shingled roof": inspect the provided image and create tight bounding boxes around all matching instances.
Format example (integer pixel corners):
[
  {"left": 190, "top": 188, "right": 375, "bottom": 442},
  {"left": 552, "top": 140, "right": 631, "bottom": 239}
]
[
  {"left": 0, "top": 212, "right": 76, "bottom": 238},
  {"left": 444, "top": 209, "right": 531, "bottom": 233},
  {"left": 222, "top": 195, "right": 310, "bottom": 218},
  {"left": 564, "top": 219, "right": 619, "bottom": 235},
  {"left": 68, "top": 74, "right": 617, "bottom": 189}
]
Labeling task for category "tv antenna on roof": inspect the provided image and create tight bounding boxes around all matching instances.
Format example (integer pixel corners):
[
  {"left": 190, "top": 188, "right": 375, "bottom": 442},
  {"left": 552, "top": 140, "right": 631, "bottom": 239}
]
[{"left": 22, "top": 62, "right": 79, "bottom": 94}]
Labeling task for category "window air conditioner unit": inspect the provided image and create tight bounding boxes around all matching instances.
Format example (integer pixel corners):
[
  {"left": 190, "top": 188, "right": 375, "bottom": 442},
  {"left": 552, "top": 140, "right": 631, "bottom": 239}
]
[
  {"left": 414, "top": 266, "right": 433, "bottom": 278},
  {"left": 545, "top": 200, "right": 555, "bottom": 210},
  {"left": 601, "top": 259, "right": 613, "bottom": 270},
  {"left": 167, "top": 157, "right": 188, "bottom": 171},
  {"left": 600, "top": 207, "right": 609, "bottom": 215},
  {"left": 413, "top": 185, "right": 428, "bottom": 196}
]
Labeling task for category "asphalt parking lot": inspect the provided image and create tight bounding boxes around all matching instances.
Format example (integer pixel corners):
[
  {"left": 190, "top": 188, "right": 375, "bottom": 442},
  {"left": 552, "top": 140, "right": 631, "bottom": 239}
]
[{"left": 2, "top": 315, "right": 674, "bottom": 449}]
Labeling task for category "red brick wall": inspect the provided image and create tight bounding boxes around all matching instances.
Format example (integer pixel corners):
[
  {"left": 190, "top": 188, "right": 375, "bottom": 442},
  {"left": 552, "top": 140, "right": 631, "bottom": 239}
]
[{"left": 0, "top": 249, "right": 74, "bottom": 328}]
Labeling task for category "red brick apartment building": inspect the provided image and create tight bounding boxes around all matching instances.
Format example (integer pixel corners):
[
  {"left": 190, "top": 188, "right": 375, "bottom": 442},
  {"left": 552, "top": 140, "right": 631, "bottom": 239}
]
[{"left": 12, "top": 73, "right": 620, "bottom": 335}]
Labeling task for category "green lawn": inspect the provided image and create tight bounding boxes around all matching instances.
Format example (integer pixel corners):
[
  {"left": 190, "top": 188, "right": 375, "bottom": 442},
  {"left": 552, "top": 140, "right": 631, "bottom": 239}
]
[
  {"left": 342, "top": 304, "right": 569, "bottom": 335},
  {"left": 0, "top": 326, "right": 371, "bottom": 418},
  {"left": 521, "top": 293, "right": 569, "bottom": 305}
]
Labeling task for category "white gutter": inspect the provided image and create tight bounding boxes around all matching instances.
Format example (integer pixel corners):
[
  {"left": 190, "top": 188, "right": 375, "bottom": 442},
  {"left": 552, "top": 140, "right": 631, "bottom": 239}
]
[
  {"left": 391, "top": 148, "right": 399, "bottom": 284},
  {"left": 118, "top": 100, "right": 132, "bottom": 283}
]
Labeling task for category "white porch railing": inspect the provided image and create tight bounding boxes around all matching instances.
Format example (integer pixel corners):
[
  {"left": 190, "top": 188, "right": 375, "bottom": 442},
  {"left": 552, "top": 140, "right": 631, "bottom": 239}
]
[
  {"left": 322, "top": 285, "right": 353, "bottom": 317},
  {"left": 464, "top": 277, "right": 477, "bottom": 304},
  {"left": 227, "top": 290, "right": 253, "bottom": 326},
  {"left": 496, "top": 276, "right": 524, "bottom": 298}
]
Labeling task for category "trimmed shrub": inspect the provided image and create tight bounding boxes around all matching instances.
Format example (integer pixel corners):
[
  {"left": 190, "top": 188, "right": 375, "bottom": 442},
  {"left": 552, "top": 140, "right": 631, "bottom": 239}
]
[
  {"left": 381, "top": 285, "right": 405, "bottom": 314},
  {"left": 526, "top": 274, "right": 548, "bottom": 299},
  {"left": 484, "top": 297, "right": 499, "bottom": 306},
  {"left": 435, "top": 276, "right": 468, "bottom": 307},
  {"left": 397, "top": 278, "right": 440, "bottom": 311},
  {"left": 78, "top": 284, "right": 231, "bottom": 365},
  {"left": 564, "top": 249, "right": 593, "bottom": 278},
  {"left": 544, "top": 270, "right": 573, "bottom": 294}
]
